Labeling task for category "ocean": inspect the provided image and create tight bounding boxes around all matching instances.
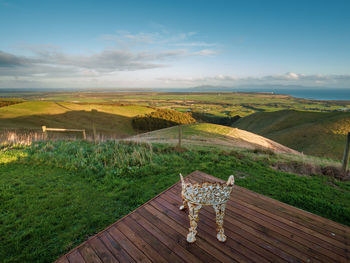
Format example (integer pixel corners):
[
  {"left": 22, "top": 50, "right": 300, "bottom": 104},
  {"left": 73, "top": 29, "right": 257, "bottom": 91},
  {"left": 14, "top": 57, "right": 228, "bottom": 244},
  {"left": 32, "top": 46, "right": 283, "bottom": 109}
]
[
  {"left": 270, "top": 89, "right": 350, "bottom": 101},
  {"left": 1, "top": 87, "right": 349, "bottom": 101},
  {"left": 152, "top": 88, "right": 350, "bottom": 101}
]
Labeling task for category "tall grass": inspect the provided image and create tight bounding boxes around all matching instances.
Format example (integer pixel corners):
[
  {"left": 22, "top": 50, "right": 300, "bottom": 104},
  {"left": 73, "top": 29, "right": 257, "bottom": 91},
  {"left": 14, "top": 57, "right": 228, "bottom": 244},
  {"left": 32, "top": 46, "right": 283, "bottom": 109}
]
[
  {"left": 0, "top": 130, "right": 44, "bottom": 145},
  {"left": 26, "top": 140, "right": 153, "bottom": 178},
  {"left": 0, "top": 129, "right": 125, "bottom": 145}
]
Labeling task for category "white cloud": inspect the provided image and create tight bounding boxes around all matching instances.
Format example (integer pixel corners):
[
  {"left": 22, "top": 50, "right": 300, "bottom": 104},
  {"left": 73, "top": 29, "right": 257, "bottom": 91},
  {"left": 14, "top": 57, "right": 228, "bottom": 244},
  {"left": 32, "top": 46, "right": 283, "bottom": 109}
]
[
  {"left": 100, "top": 30, "right": 199, "bottom": 47},
  {"left": 192, "top": 49, "right": 218, "bottom": 56},
  {"left": 173, "top": 42, "right": 216, "bottom": 47},
  {"left": 285, "top": 72, "right": 299, "bottom": 79},
  {"left": 157, "top": 72, "right": 350, "bottom": 88}
]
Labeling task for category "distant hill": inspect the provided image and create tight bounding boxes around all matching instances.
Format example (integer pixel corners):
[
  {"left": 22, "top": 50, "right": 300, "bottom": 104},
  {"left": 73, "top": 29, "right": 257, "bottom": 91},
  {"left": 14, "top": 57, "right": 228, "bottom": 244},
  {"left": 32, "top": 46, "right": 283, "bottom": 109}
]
[
  {"left": 233, "top": 110, "right": 350, "bottom": 160},
  {"left": 128, "top": 123, "right": 299, "bottom": 154}
]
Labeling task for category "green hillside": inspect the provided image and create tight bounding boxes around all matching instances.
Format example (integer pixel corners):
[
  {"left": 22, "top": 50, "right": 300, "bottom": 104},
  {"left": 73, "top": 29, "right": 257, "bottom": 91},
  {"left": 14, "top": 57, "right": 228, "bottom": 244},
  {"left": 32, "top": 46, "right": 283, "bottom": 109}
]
[
  {"left": 233, "top": 110, "right": 350, "bottom": 160},
  {"left": 130, "top": 123, "right": 299, "bottom": 154},
  {"left": 0, "top": 101, "right": 154, "bottom": 138}
]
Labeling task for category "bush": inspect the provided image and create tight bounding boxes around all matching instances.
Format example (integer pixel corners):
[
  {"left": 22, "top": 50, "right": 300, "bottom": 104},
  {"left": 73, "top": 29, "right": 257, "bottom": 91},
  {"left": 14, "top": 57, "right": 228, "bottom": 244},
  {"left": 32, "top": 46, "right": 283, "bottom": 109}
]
[
  {"left": 190, "top": 112, "right": 240, "bottom": 126},
  {"left": 132, "top": 109, "right": 196, "bottom": 131}
]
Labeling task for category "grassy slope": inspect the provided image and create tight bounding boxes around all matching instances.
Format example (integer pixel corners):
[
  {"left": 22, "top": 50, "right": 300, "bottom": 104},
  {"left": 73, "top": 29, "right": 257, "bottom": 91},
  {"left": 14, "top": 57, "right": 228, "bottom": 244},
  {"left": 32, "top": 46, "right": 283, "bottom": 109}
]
[
  {"left": 1, "top": 141, "right": 349, "bottom": 262},
  {"left": 131, "top": 123, "right": 299, "bottom": 154},
  {"left": 234, "top": 110, "right": 350, "bottom": 160},
  {"left": 0, "top": 101, "right": 154, "bottom": 137}
]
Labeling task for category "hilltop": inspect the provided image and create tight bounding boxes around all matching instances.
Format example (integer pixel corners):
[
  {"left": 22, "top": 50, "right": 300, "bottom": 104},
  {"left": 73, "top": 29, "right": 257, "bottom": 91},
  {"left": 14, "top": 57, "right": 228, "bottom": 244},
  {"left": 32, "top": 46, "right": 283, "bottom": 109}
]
[
  {"left": 128, "top": 123, "right": 299, "bottom": 154},
  {"left": 233, "top": 110, "right": 350, "bottom": 160}
]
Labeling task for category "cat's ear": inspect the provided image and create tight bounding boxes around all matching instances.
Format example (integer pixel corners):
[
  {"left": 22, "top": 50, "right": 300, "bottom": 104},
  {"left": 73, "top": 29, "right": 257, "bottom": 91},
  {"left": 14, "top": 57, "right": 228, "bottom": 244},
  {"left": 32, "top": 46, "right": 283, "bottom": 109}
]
[
  {"left": 179, "top": 173, "right": 184, "bottom": 184},
  {"left": 226, "top": 175, "right": 235, "bottom": 186}
]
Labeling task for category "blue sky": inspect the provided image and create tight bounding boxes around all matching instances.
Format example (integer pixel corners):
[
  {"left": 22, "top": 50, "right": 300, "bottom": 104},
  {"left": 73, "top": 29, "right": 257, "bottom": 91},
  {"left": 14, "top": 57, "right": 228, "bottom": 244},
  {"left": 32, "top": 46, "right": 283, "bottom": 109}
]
[{"left": 0, "top": 0, "right": 349, "bottom": 89}]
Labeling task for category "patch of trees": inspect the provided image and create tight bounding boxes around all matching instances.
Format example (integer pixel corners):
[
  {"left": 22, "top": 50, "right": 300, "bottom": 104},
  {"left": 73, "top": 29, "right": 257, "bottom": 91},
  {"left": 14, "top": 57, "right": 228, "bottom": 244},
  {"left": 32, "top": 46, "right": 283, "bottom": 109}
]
[
  {"left": 132, "top": 109, "right": 196, "bottom": 131},
  {"left": 190, "top": 112, "right": 240, "bottom": 126}
]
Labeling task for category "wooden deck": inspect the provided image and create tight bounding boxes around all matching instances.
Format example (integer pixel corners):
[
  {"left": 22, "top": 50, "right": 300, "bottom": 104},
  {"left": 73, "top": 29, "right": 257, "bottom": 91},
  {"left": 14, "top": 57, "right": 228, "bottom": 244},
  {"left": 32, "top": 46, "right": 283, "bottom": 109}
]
[{"left": 56, "top": 171, "right": 350, "bottom": 263}]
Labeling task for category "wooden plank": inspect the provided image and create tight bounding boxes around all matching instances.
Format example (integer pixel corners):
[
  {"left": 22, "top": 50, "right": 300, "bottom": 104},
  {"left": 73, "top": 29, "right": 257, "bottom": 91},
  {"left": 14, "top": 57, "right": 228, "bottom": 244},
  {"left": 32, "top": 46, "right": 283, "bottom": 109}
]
[
  {"left": 88, "top": 237, "right": 119, "bottom": 263},
  {"left": 56, "top": 256, "right": 69, "bottom": 263},
  {"left": 108, "top": 226, "right": 151, "bottom": 263},
  {"left": 229, "top": 187, "right": 350, "bottom": 248},
  {"left": 165, "top": 189, "right": 289, "bottom": 263},
  {"left": 67, "top": 250, "right": 86, "bottom": 263},
  {"left": 189, "top": 170, "right": 350, "bottom": 259},
  {"left": 116, "top": 220, "right": 168, "bottom": 262},
  {"left": 79, "top": 243, "right": 102, "bottom": 263},
  {"left": 131, "top": 211, "right": 202, "bottom": 263},
  {"left": 191, "top": 171, "right": 350, "bottom": 235},
  {"left": 121, "top": 217, "right": 184, "bottom": 263},
  {"left": 187, "top": 172, "right": 350, "bottom": 261},
  {"left": 167, "top": 187, "right": 316, "bottom": 262},
  {"left": 237, "top": 185, "right": 350, "bottom": 235},
  {"left": 172, "top": 182, "right": 347, "bottom": 262},
  {"left": 172, "top": 188, "right": 345, "bottom": 262},
  {"left": 160, "top": 191, "right": 304, "bottom": 263},
  {"left": 231, "top": 193, "right": 349, "bottom": 258},
  {"left": 226, "top": 199, "right": 344, "bottom": 262},
  {"left": 147, "top": 201, "right": 237, "bottom": 263},
  {"left": 144, "top": 202, "right": 236, "bottom": 263},
  {"left": 134, "top": 207, "right": 219, "bottom": 263},
  {"left": 234, "top": 186, "right": 350, "bottom": 244},
  {"left": 152, "top": 198, "right": 255, "bottom": 262},
  {"left": 158, "top": 193, "right": 273, "bottom": 263},
  {"left": 99, "top": 232, "right": 135, "bottom": 263}
]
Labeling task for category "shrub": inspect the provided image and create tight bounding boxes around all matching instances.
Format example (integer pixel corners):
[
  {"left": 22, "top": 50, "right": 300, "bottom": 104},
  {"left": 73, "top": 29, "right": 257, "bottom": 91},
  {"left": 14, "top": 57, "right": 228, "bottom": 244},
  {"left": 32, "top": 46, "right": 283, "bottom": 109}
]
[
  {"left": 190, "top": 112, "right": 240, "bottom": 126},
  {"left": 132, "top": 109, "right": 196, "bottom": 131}
]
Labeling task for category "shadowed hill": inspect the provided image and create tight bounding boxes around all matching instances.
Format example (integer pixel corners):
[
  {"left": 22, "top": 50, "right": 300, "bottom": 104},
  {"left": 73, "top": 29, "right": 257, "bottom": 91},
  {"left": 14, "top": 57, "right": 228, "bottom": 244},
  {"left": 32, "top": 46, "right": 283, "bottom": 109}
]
[
  {"left": 233, "top": 110, "right": 350, "bottom": 159},
  {"left": 0, "top": 101, "right": 155, "bottom": 138},
  {"left": 0, "top": 110, "right": 137, "bottom": 138},
  {"left": 128, "top": 123, "right": 299, "bottom": 154}
]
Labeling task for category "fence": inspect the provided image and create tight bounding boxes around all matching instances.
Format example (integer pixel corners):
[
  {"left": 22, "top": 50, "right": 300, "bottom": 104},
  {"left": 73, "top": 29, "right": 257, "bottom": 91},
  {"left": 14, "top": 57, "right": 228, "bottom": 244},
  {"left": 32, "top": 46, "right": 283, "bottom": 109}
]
[{"left": 42, "top": 126, "right": 86, "bottom": 140}]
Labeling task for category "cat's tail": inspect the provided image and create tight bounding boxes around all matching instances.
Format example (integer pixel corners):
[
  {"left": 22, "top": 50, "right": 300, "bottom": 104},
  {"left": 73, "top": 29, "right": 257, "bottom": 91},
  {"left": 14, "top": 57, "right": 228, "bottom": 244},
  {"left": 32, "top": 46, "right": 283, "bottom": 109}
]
[
  {"left": 226, "top": 175, "right": 235, "bottom": 186},
  {"left": 179, "top": 173, "right": 185, "bottom": 185}
]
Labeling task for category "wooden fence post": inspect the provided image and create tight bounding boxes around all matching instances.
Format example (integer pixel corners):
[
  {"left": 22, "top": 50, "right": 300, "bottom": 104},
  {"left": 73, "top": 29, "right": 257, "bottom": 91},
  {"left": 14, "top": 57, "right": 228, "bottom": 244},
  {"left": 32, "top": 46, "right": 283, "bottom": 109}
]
[
  {"left": 42, "top": 126, "right": 47, "bottom": 140},
  {"left": 178, "top": 125, "right": 182, "bottom": 148},
  {"left": 91, "top": 109, "right": 98, "bottom": 143},
  {"left": 92, "top": 123, "right": 97, "bottom": 142},
  {"left": 342, "top": 132, "right": 350, "bottom": 172}
]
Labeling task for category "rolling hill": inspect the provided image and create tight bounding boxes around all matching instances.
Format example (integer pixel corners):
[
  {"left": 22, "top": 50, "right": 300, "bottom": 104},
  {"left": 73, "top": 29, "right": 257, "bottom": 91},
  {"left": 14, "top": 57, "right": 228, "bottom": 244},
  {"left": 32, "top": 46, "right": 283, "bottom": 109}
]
[
  {"left": 128, "top": 123, "right": 299, "bottom": 154},
  {"left": 0, "top": 101, "right": 154, "bottom": 138},
  {"left": 233, "top": 110, "right": 350, "bottom": 160}
]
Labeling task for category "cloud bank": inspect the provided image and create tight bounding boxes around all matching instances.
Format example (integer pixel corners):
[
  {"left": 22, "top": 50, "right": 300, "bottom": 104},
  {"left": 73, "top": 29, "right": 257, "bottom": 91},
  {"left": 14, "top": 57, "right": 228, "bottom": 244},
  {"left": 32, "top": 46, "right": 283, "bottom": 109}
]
[{"left": 158, "top": 73, "right": 350, "bottom": 89}]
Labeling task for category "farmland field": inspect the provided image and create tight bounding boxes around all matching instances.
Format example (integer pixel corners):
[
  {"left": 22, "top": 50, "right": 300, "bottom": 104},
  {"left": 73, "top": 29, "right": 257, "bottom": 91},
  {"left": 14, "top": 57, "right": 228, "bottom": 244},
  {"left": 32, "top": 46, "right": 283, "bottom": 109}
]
[{"left": 1, "top": 90, "right": 350, "bottom": 158}]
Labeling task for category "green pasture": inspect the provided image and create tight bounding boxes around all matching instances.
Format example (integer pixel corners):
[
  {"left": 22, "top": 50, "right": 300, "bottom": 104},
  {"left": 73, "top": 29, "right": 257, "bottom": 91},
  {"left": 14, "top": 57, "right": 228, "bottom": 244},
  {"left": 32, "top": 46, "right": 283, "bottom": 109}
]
[{"left": 0, "top": 141, "right": 349, "bottom": 262}]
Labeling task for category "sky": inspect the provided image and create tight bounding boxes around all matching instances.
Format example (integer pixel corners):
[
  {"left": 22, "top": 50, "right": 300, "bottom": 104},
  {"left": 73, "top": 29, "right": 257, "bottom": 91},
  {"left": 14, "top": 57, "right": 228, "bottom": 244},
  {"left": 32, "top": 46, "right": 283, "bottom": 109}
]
[{"left": 0, "top": 0, "right": 349, "bottom": 89}]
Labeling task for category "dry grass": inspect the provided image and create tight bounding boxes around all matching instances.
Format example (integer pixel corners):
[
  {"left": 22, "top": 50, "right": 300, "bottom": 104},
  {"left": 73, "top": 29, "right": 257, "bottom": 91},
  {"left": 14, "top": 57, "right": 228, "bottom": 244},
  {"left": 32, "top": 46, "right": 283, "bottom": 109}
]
[
  {"left": 0, "top": 129, "right": 122, "bottom": 145},
  {"left": 0, "top": 130, "right": 44, "bottom": 145},
  {"left": 127, "top": 123, "right": 299, "bottom": 154}
]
